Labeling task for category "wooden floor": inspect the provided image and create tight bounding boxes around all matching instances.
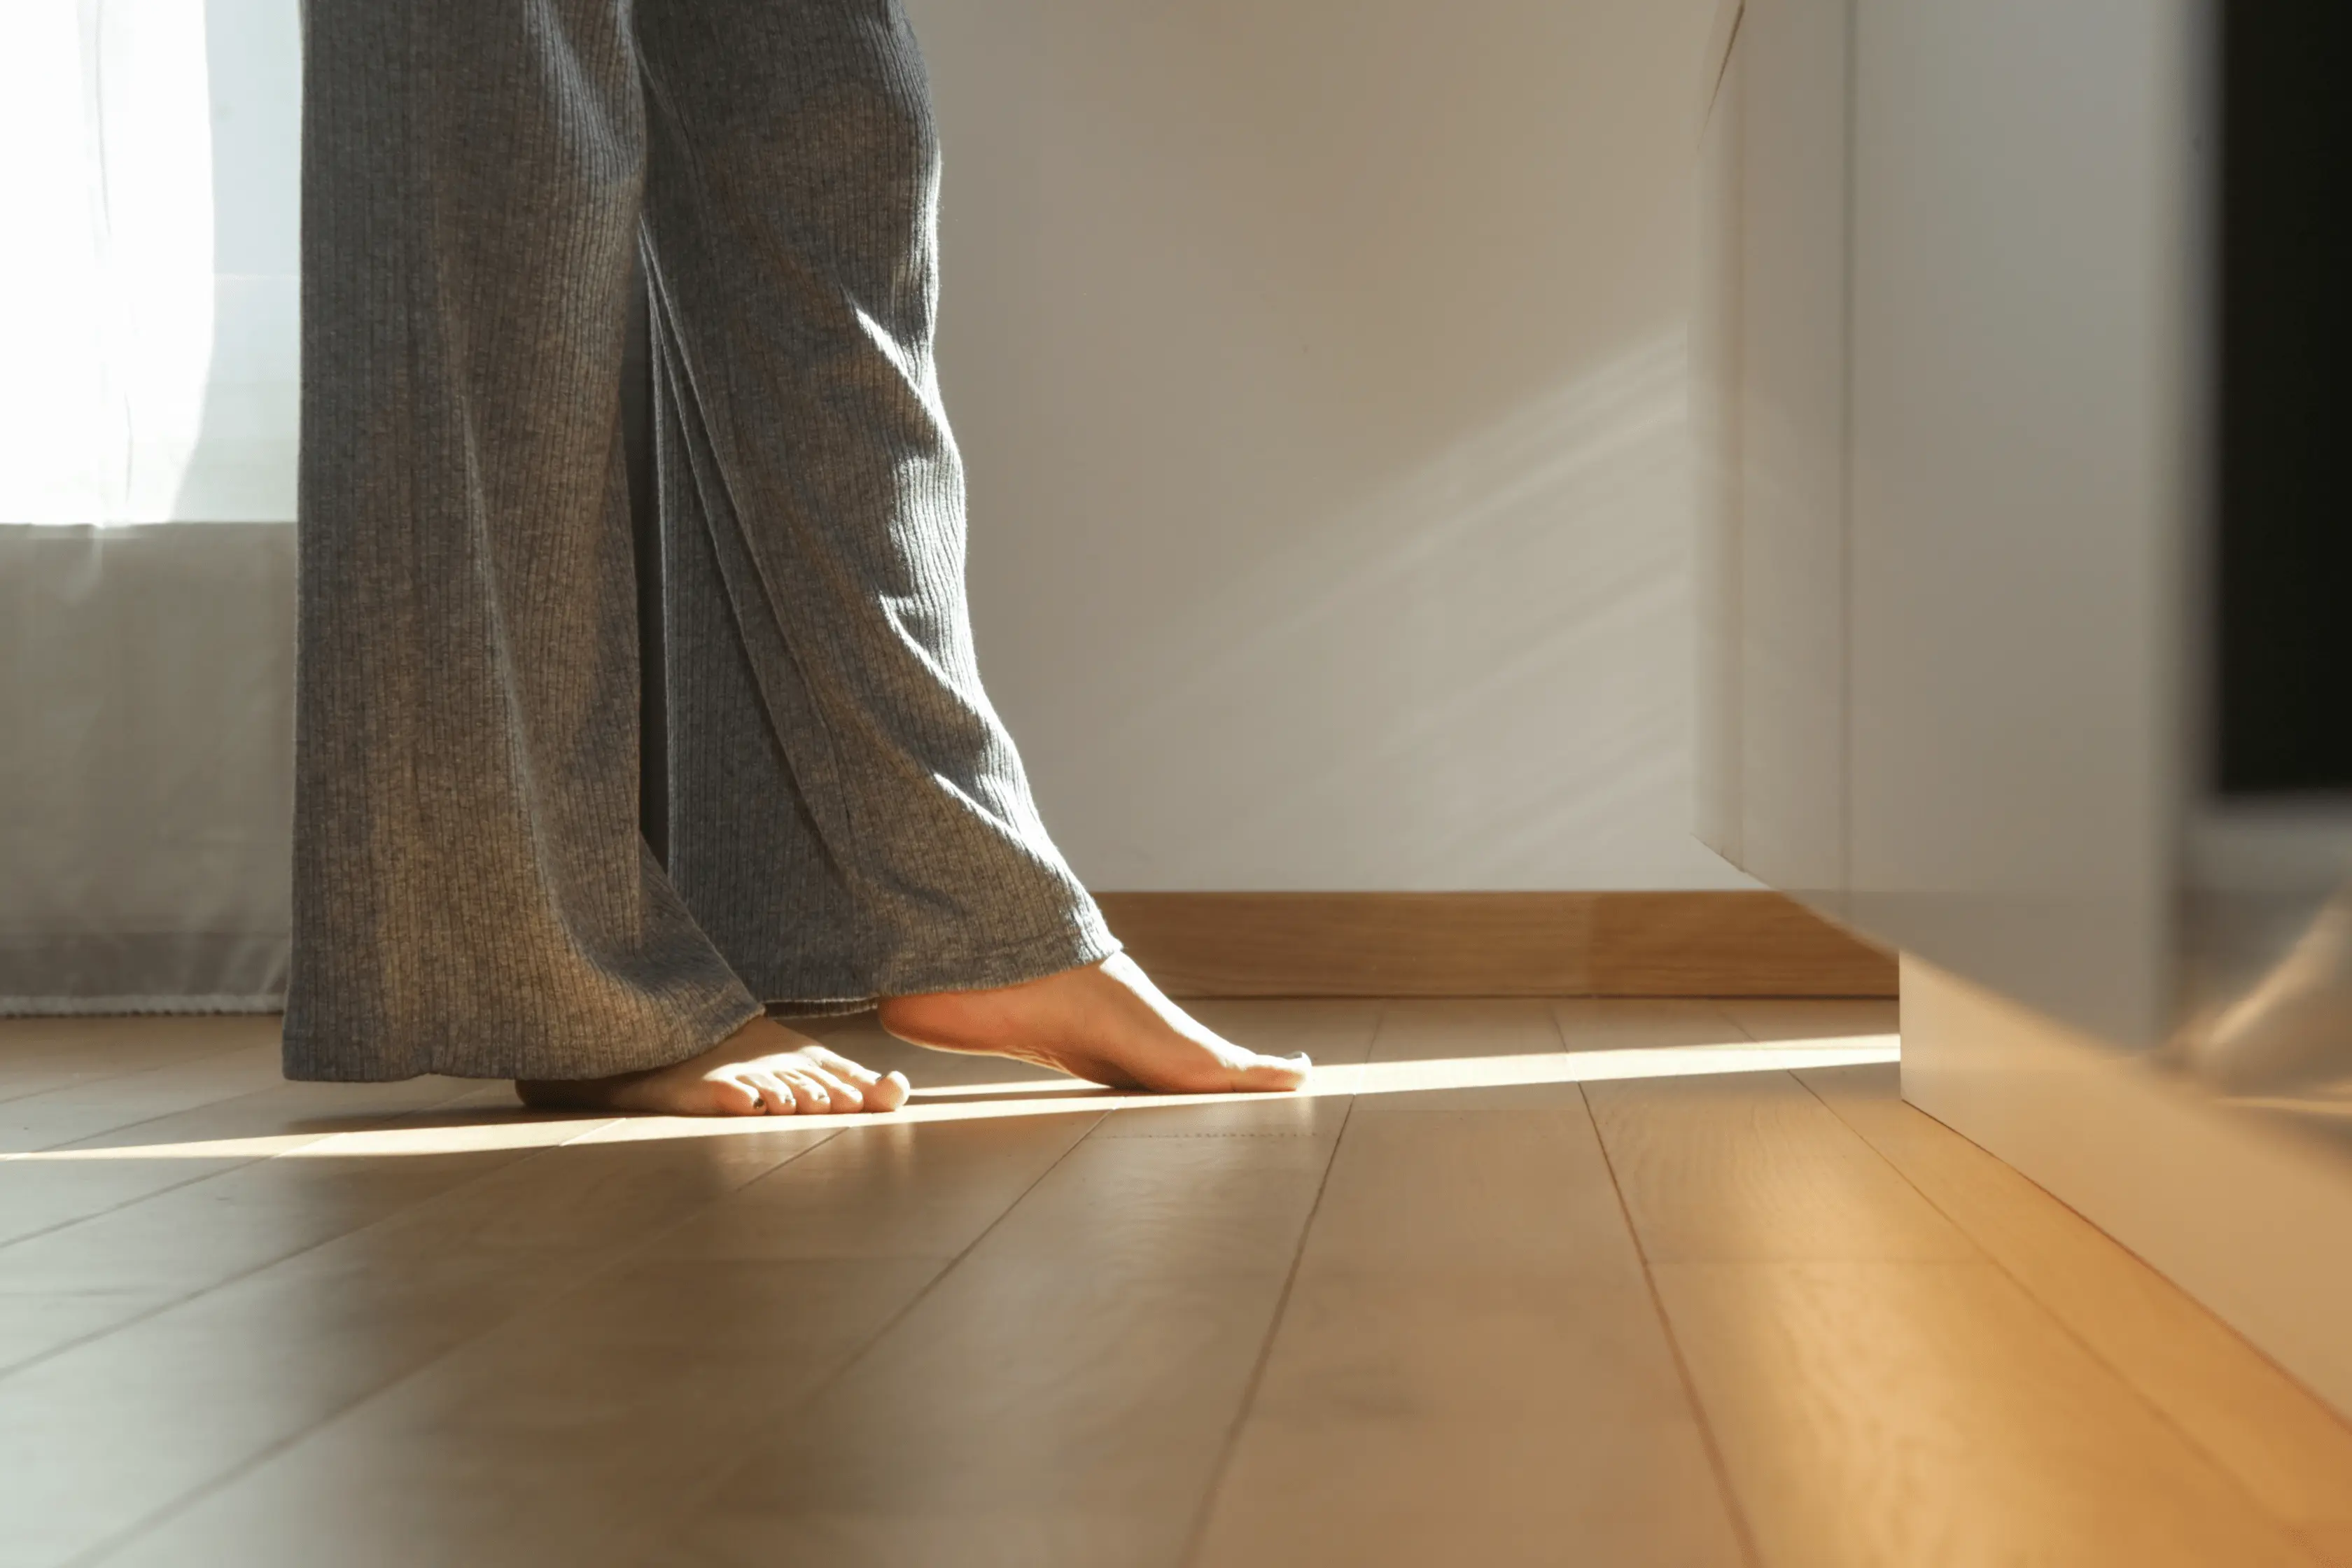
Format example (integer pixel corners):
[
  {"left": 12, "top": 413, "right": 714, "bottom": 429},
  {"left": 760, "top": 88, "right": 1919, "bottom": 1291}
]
[{"left": 4, "top": 1000, "right": 2351, "bottom": 1568}]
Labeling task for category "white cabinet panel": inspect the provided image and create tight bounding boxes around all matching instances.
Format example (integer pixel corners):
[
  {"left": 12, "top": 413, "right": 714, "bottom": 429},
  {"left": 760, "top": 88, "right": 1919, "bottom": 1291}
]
[{"left": 1844, "top": 0, "right": 2202, "bottom": 1042}]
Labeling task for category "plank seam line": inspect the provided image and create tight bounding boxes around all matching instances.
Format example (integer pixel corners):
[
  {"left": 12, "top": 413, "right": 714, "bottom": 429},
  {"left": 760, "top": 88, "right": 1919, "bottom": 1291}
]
[
  {"left": 0, "top": 1082, "right": 495, "bottom": 1256},
  {"left": 1175, "top": 1004, "right": 1382, "bottom": 1568},
  {"left": 52, "top": 1113, "right": 823, "bottom": 1568},
  {"left": 0, "top": 1037, "right": 280, "bottom": 1111},
  {"left": 1, "top": 1106, "right": 633, "bottom": 1390},
  {"left": 596, "top": 1105, "right": 1117, "bottom": 1564},
  {"left": 1580, "top": 995, "right": 1767, "bottom": 1568},
  {"left": 1098, "top": 1130, "right": 1322, "bottom": 1140},
  {"left": 1791, "top": 1065, "right": 2351, "bottom": 1555},
  {"left": 1, "top": 1063, "right": 293, "bottom": 1145}
]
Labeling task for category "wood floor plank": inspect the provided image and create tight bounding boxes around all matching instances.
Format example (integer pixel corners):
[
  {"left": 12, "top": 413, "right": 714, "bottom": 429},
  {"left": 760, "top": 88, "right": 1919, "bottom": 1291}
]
[
  {"left": 1368, "top": 997, "right": 1564, "bottom": 1063},
  {"left": 1586, "top": 1069, "right": 1976, "bottom": 1263},
  {"left": 1279, "top": 1107, "right": 1647, "bottom": 1287},
  {"left": 89, "top": 1112, "right": 1107, "bottom": 1568},
  {"left": 52, "top": 1006, "right": 1378, "bottom": 1568},
  {"left": 1553, "top": 997, "right": 1753, "bottom": 1051},
  {"left": 90, "top": 1260, "right": 944, "bottom": 1568},
  {"left": 654, "top": 1006, "right": 1384, "bottom": 1568},
  {"left": 1654, "top": 1259, "right": 2323, "bottom": 1568},
  {"left": 2, "top": 1005, "right": 2337, "bottom": 1568},
  {"left": 0, "top": 1121, "right": 839, "bottom": 1568},
  {"left": 1090, "top": 1090, "right": 1350, "bottom": 1142},
  {"left": 0, "top": 1077, "right": 496, "bottom": 1250},
  {"left": 74, "top": 1006, "right": 1373, "bottom": 1568},
  {"left": 0, "top": 1096, "right": 561, "bottom": 1376},
  {"left": 1358, "top": 997, "right": 1582, "bottom": 1110},
  {"left": 1197, "top": 1391, "right": 1737, "bottom": 1568},
  {"left": 1194, "top": 1093, "right": 1744, "bottom": 1567},
  {"left": 668, "top": 1143, "right": 1334, "bottom": 1568},
  {"left": 0, "top": 1040, "right": 286, "bottom": 1156},
  {"left": 1716, "top": 997, "right": 1899, "bottom": 1044},
  {"left": 637, "top": 1112, "right": 1102, "bottom": 1263},
  {"left": 2302, "top": 1523, "right": 2352, "bottom": 1568},
  {"left": 0, "top": 1149, "right": 537, "bottom": 1378},
  {"left": 1799, "top": 1060, "right": 2352, "bottom": 1544},
  {"left": 1366, "top": 997, "right": 1819, "bottom": 1112},
  {"left": 0, "top": 1016, "right": 278, "bottom": 1107}
]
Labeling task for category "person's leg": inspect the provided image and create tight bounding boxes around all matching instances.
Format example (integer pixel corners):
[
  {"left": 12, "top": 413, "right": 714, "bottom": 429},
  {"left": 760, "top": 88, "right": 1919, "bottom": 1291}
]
[
  {"left": 635, "top": 0, "right": 1304, "bottom": 1091},
  {"left": 286, "top": 0, "right": 903, "bottom": 1114}
]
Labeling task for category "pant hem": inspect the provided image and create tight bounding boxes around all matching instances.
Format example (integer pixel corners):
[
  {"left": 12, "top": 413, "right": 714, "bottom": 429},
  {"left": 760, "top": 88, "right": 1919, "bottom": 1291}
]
[
  {"left": 279, "top": 987, "right": 766, "bottom": 1084},
  {"left": 757, "top": 919, "right": 1123, "bottom": 1019}
]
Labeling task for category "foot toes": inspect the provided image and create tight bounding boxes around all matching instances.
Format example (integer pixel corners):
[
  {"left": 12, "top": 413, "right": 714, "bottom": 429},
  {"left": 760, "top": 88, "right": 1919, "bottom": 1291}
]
[
  {"left": 805, "top": 1046, "right": 907, "bottom": 1113},
  {"left": 800, "top": 1065, "right": 863, "bottom": 1113},
  {"left": 778, "top": 1070, "right": 832, "bottom": 1114},
  {"left": 741, "top": 1070, "right": 794, "bottom": 1116}
]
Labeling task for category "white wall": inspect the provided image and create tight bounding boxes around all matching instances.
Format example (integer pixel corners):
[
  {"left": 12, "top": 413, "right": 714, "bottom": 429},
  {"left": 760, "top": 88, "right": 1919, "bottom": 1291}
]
[{"left": 912, "top": 0, "right": 1752, "bottom": 892}]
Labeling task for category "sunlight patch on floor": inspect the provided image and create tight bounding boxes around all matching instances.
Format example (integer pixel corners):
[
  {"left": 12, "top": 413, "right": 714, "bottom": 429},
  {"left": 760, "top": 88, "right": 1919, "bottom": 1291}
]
[{"left": 4, "top": 1032, "right": 1899, "bottom": 1161}]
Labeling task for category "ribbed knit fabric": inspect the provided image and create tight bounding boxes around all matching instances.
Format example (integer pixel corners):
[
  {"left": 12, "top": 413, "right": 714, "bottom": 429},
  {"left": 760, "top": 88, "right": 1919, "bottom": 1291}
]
[{"left": 284, "top": 0, "right": 1116, "bottom": 1082}]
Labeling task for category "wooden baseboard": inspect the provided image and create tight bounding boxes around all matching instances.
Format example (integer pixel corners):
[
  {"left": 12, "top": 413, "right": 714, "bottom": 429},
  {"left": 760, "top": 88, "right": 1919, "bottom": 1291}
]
[{"left": 1091, "top": 891, "right": 1894, "bottom": 999}]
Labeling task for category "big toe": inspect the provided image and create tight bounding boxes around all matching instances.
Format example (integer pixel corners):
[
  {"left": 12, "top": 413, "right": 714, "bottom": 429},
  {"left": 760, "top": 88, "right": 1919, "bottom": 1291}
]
[
  {"left": 867, "top": 1070, "right": 912, "bottom": 1113},
  {"left": 806, "top": 1046, "right": 911, "bottom": 1114},
  {"left": 1231, "top": 1051, "right": 1312, "bottom": 1093}
]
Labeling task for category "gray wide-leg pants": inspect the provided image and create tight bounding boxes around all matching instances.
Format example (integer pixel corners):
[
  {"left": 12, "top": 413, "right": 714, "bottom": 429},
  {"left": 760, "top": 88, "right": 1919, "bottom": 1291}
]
[{"left": 284, "top": 0, "right": 1116, "bottom": 1082}]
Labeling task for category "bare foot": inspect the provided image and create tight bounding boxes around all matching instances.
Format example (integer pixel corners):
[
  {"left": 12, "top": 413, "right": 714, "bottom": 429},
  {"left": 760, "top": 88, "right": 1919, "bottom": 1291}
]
[
  {"left": 516, "top": 1017, "right": 911, "bottom": 1116},
  {"left": 876, "top": 953, "right": 1310, "bottom": 1093}
]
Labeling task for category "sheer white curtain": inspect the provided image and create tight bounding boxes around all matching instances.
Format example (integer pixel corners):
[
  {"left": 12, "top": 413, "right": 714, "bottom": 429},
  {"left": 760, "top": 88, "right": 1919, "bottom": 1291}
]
[{"left": 1, "top": 0, "right": 302, "bottom": 1012}]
